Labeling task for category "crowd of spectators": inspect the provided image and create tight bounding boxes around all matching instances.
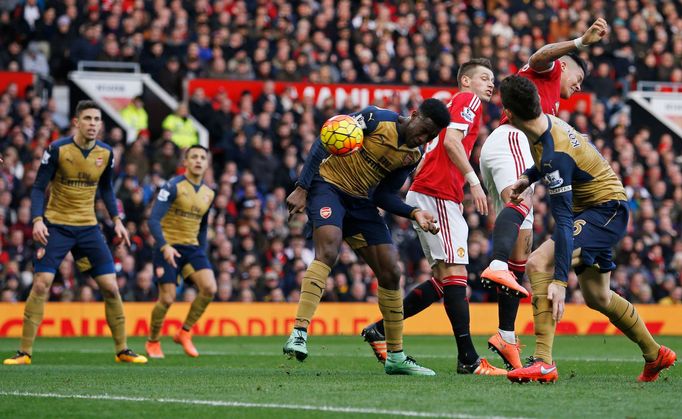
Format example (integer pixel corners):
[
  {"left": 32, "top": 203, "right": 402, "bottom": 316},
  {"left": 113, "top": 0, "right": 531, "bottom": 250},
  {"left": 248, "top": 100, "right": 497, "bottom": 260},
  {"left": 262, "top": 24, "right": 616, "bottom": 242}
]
[{"left": 0, "top": 0, "right": 681, "bottom": 306}]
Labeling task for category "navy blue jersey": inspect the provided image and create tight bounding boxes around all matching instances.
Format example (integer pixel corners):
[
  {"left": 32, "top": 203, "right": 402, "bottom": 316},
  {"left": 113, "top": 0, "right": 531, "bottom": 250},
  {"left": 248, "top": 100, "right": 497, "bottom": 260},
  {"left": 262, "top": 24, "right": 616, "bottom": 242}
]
[
  {"left": 297, "top": 106, "right": 420, "bottom": 218},
  {"left": 523, "top": 115, "right": 627, "bottom": 282}
]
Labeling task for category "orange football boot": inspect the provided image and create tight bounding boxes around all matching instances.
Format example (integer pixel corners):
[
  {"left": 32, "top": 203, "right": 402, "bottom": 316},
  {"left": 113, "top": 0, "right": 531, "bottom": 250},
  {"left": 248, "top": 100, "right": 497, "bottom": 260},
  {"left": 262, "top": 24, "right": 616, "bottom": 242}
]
[
  {"left": 115, "top": 349, "right": 148, "bottom": 364},
  {"left": 507, "top": 357, "right": 558, "bottom": 383},
  {"left": 457, "top": 358, "right": 508, "bottom": 376},
  {"left": 638, "top": 346, "right": 676, "bottom": 382},
  {"left": 174, "top": 329, "right": 199, "bottom": 357},
  {"left": 3, "top": 351, "right": 31, "bottom": 365},
  {"left": 145, "top": 340, "right": 165, "bottom": 359},
  {"left": 481, "top": 268, "right": 529, "bottom": 298},
  {"left": 488, "top": 332, "right": 523, "bottom": 370}
]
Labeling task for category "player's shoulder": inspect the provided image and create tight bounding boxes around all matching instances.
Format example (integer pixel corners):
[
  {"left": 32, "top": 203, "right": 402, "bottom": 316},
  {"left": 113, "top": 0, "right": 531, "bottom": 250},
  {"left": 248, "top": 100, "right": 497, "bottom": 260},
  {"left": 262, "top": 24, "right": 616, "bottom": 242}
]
[
  {"left": 49, "top": 137, "right": 74, "bottom": 150},
  {"left": 450, "top": 91, "right": 482, "bottom": 113},
  {"left": 167, "top": 175, "right": 186, "bottom": 188},
  {"left": 357, "top": 106, "right": 398, "bottom": 123},
  {"left": 95, "top": 140, "right": 113, "bottom": 152}
]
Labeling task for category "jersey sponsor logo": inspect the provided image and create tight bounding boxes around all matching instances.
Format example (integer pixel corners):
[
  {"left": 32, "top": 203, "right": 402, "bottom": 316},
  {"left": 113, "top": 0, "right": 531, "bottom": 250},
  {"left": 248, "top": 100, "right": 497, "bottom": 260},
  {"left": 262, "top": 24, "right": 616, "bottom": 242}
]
[
  {"left": 457, "top": 247, "right": 466, "bottom": 258},
  {"left": 95, "top": 157, "right": 104, "bottom": 167},
  {"left": 460, "top": 107, "right": 475, "bottom": 123},
  {"left": 544, "top": 170, "right": 563, "bottom": 188},
  {"left": 158, "top": 189, "right": 170, "bottom": 202},
  {"left": 41, "top": 150, "right": 51, "bottom": 165},
  {"left": 548, "top": 185, "right": 572, "bottom": 195},
  {"left": 573, "top": 219, "right": 587, "bottom": 236},
  {"left": 320, "top": 207, "right": 332, "bottom": 219}
]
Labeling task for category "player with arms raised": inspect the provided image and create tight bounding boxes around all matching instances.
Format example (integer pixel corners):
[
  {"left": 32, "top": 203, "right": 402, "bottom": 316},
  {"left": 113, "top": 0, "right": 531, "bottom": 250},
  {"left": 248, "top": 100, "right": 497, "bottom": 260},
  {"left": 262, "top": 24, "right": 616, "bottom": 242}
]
[
  {"left": 4, "top": 100, "right": 147, "bottom": 365},
  {"left": 478, "top": 18, "right": 609, "bottom": 370},
  {"left": 362, "top": 59, "right": 506, "bottom": 376},
  {"left": 499, "top": 75, "right": 677, "bottom": 383},
  {"left": 283, "top": 99, "right": 450, "bottom": 376},
  {"left": 145, "top": 145, "right": 216, "bottom": 359}
]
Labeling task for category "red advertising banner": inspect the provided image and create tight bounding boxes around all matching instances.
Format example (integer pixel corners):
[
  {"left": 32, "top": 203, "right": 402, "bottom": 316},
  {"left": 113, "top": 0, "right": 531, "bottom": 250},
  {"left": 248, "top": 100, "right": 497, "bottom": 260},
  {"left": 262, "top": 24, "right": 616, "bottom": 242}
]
[
  {"left": 187, "top": 79, "right": 592, "bottom": 115},
  {"left": 0, "top": 71, "right": 35, "bottom": 98},
  {"left": 0, "top": 303, "right": 678, "bottom": 337}
]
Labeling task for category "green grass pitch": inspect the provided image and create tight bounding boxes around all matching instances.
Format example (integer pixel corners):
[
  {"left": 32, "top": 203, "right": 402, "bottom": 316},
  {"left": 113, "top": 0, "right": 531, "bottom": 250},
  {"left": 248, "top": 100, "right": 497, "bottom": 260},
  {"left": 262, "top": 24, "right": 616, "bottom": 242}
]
[{"left": 0, "top": 335, "right": 680, "bottom": 418}]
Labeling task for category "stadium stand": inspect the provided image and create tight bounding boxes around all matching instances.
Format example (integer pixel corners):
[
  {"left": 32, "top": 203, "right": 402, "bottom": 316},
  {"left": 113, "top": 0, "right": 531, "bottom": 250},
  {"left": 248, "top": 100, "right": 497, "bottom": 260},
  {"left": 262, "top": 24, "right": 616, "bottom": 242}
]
[{"left": 0, "top": 0, "right": 681, "bottom": 307}]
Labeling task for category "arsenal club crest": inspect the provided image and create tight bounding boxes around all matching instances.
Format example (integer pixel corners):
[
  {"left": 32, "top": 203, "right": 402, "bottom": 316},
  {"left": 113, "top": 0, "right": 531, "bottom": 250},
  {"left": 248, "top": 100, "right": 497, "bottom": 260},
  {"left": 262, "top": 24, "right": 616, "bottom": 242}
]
[
  {"left": 320, "top": 207, "right": 332, "bottom": 219},
  {"left": 95, "top": 157, "right": 104, "bottom": 167}
]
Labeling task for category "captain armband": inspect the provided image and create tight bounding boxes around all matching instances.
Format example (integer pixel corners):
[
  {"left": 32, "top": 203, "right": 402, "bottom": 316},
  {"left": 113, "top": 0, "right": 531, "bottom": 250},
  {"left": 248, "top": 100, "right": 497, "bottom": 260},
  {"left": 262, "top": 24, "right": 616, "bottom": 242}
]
[{"left": 551, "top": 280, "right": 568, "bottom": 288}]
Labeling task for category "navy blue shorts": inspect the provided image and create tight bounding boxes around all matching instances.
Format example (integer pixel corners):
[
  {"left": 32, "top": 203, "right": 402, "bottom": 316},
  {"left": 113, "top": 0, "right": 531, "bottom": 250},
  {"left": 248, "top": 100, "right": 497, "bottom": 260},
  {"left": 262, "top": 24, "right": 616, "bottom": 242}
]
[
  {"left": 306, "top": 176, "right": 392, "bottom": 249},
  {"left": 34, "top": 223, "right": 115, "bottom": 276},
  {"left": 153, "top": 244, "right": 212, "bottom": 285},
  {"left": 571, "top": 200, "right": 629, "bottom": 273}
]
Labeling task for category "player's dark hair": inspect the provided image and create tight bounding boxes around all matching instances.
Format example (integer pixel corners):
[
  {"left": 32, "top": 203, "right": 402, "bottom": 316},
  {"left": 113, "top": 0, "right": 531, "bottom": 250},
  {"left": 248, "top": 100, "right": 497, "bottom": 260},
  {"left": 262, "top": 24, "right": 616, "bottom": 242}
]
[
  {"left": 500, "top": 75, "right": 542, "bottom": 121},
  {"left": 418, "top": 98, "right": 450, "bottom": 130},
  {"left": 564, "top": 53, "right": 589, "bottom": 77},
  {"left": 457, "top": 58, "right": 493, "bottom": 86},
  {"left": 75, "top": 100, "right": 101, "bottom": 117},
  {"left": 185, "top": 144, "right": 209, "bottom": 157}
]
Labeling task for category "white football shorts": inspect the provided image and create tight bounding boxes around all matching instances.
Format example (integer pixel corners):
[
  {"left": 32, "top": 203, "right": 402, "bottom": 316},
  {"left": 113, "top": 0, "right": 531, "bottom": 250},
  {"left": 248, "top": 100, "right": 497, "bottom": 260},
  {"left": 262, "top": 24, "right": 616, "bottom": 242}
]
[
  {"left": 479, "top": 124, "right": 535, "bottom": 230},
  {"left": 406, "top": 190, "right": 468, "bottom": 266}
]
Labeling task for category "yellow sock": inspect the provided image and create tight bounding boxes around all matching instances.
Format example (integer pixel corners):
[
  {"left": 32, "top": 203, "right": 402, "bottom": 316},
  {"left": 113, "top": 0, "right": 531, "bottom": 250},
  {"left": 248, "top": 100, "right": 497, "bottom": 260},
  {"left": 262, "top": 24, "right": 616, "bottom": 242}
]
[
  {"left": 378, "top": 286, "right": 403, "bottom": 352},
  {"left": 104, "top": 296, "right": 127, "bottom": 353},
  {"left": 149, "top": 301, "right": 169, "bottom": 341},
  {"left": 183, "top": 294, "right": 213, "bottom": 330},
  {"left": 529, "top": 271, "right": 555, "bottom": 364},
  {"left": 604, "top": 292, "right": 660, "bottom": 361},
  {"left": 19, "top": 291, "right": 47, "bottom": 355},
  {"left": 295, "top": 260, "right": 331, "bottom": 328}
]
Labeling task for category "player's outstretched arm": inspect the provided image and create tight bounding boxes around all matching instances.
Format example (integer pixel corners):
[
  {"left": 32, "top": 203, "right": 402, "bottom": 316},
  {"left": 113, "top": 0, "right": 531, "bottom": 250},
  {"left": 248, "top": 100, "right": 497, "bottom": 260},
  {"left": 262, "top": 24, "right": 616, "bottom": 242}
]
[
  {"left": 442, "top": 128, "right": 487, "bottom": 215},
  {"left": 528, "top": 18, "right": 609, "bottom": 71}
]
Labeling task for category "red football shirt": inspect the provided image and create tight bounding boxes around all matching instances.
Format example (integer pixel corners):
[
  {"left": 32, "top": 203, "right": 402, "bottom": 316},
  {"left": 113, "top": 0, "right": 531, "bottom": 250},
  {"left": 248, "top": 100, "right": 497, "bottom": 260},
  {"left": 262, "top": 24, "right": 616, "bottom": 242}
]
[
  {"left": 410, "top": 91, "right": 482, "bottom": 203},
  {"left": 499, "top": 59, "right": 562, "bottom": 125}
]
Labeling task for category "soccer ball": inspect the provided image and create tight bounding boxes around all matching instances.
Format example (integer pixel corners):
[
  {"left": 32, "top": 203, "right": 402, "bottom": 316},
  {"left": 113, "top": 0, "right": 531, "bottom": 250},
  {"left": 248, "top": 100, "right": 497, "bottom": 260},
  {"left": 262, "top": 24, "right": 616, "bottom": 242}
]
[{"left": 319, "top": 115, "right": 364, "bottom": 156}]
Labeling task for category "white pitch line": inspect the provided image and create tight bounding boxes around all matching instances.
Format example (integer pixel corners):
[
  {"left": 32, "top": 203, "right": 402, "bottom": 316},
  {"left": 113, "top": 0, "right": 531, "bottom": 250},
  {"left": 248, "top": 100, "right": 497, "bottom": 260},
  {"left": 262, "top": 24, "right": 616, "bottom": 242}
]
[
  {"left": 0, "top": 391, "right": 526, "bottom": 419},
  {"left": 7, "top": 348, "right": 643, "bottom": 362}
]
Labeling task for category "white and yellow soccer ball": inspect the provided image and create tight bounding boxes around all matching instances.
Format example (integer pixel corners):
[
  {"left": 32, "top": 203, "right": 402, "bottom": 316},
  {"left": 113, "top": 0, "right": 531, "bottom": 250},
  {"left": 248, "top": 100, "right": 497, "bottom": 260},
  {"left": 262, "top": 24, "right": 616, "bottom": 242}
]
[{"left": 319, "top": 115, "right": 364, "bottom": 156}]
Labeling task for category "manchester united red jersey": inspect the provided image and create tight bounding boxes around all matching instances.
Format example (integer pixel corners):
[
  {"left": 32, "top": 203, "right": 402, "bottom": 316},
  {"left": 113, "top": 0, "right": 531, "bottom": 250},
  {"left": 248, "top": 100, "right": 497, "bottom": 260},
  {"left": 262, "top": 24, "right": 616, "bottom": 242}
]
[
  {"left": 499, "top": 59, "right": 562, "bottom": 125},
  {"left": 410, "top": 91, "right": 482, "bottom": 203}
]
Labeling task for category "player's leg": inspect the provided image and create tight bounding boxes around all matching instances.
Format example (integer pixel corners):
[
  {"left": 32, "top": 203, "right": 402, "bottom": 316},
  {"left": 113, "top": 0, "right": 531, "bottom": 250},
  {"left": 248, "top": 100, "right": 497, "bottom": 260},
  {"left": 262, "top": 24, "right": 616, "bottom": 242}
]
[
  {"left": 175, "top": 261, "right": 216, "bottom": 357},
  {"left": 146, "top": 248, "right": 178, "bottom": 358},
  {"left": 488, "top": 223, "right": 532, "bottom": 370},
  {"left": 479, "top": 126, "right": 532, "bottom": 298},
  {"left": 5, "top": 224, "right": 74, "bottom": 365},
  {"left": 573, "top": 202, "right": 675, "bottom": 381},
  {"left": 284, "top": 180, "right": 345, "bottom": 361},
  {"left": 77, "top": 226, "right": 146, "bottom": 363},
  {"left": 577, "top": 267, "right": 674, "bottom": 381},
  {"left": 146, "top": 282, "right": 176, "bottom": 359},
  {"left": 361, "top": 191, "right": 444, "bottom": 362},
  {"left": 355, "top": 243, "right": 434, "bottom": 376}
]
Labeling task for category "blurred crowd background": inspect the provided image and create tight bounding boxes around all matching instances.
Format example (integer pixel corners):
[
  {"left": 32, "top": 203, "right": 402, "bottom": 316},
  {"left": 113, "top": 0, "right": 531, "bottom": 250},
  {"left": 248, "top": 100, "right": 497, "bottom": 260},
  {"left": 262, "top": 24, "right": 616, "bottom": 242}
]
[{"left": 0, "top": 0, "right": 681, "bottom": 306}]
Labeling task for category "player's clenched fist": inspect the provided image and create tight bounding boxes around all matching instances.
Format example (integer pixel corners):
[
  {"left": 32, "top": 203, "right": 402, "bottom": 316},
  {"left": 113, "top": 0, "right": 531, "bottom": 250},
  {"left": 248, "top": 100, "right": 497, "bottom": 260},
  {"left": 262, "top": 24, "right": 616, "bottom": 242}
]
[
  {"left": 413, "top": 209, "right": 440, "bottom": 235},
  {"left": 581, "top": 18, "right": 609, "bottom": 46}
]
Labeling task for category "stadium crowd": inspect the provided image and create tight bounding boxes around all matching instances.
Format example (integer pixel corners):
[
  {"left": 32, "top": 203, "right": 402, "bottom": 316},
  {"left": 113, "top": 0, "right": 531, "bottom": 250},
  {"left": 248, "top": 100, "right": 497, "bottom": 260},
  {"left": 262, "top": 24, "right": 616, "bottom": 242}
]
[{"left": 0, "top": 0, "right": 681, "bottom": 306}]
